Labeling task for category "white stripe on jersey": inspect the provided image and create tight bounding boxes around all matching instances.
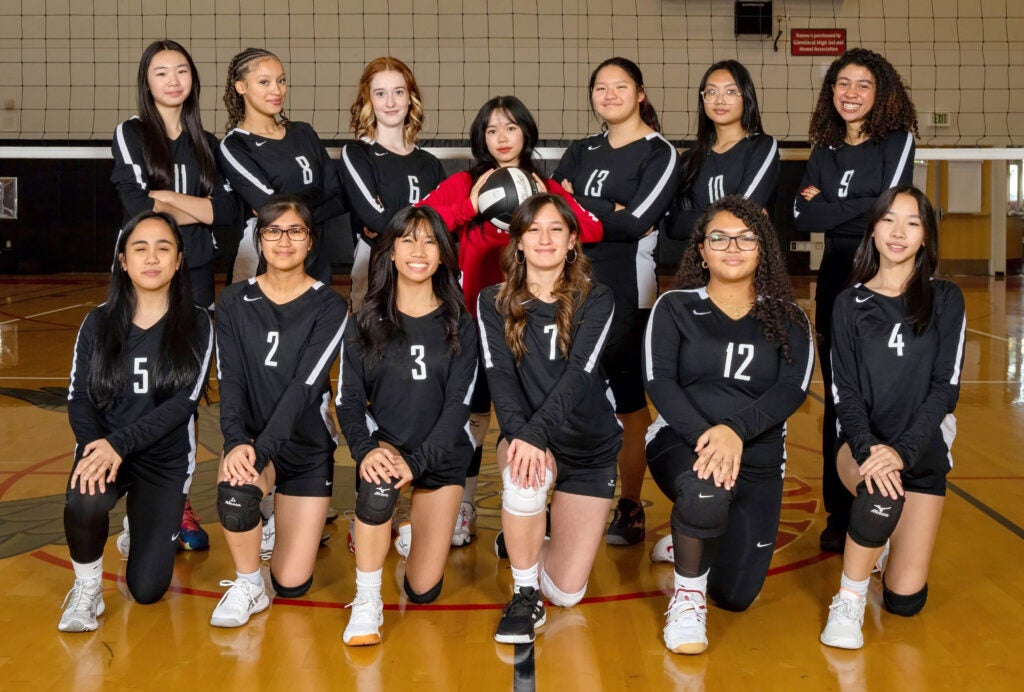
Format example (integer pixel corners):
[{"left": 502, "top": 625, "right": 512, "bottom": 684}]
[
  {"left": 334, "top": 339, "right": 346, "bottom": 407},
  {"left": 189, "top": 312, "right": 215, "bottom": 401},
  {"left": 463, "top": 364, "right": 479, "bottom": 406},
  {"left": 476, "top": 295, "right": 494, "bottom": 369},
  {"left": 795, "top": 308, "right": 815, "bottom": 391},
  {"left": 341, "top": 145, "right": 385, "bottom": 213},
  {"left": 888, "top": 132, "right": 914, "bottom": 188},
  {"left": 950, "top": 314, "right": 966, "bottom": 386},
  {"left": 306, "top": 311, "right": 348, "bottom": 387},
  {"left": 220, "top": 130, "right": 275, "bottom": 195},
  {"left": 742, "top": 137, "right": 778, "bottom": 199},
  {"left": 644, "top": 289, "right": 703, "bottom": 381},
  {"left": 114, "top": 118, "right": 147, "bottom": 190},
  {"left": 585, "top": 307, "right": 616, "bottom": 373},
  {"left": 632, "top": 133, "right": 678, "bottom": 219}
]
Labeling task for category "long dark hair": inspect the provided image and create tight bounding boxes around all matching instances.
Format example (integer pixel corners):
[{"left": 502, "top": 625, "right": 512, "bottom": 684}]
[
  {"left": 253, "top": 194, "right": 318, "bottom": 276},
  {"left": 850, "top": 186, "right": 939, "bottom": 333},
  {"left": 681, "top": 60, "right": 765, "bottom": 193},
  {"left": 90, "top": 211, "right": 203, "bottom": 409},
  {"left": 674, "top": 196, "right": 807, "bottom": 362},
  {"left": 224, "top": 48, "right": 289, "bottom": 132},
  {"left": 356, "top": 206, "right": 466, "bottom": 361},
  {"left": 136, "top": 40, "right": 216, "bottom": 196},
  {"left": 496, "top": 194, "right": 593, "bottom": 363},
  {"left": 808, "top": 48, "right": 918, "bottom": 147},
  {"left": 588, "top": 57, "right": 661, "bottom": 132},
  {"left": 467, "top": 96, "right": 542, "bottom": 183}
]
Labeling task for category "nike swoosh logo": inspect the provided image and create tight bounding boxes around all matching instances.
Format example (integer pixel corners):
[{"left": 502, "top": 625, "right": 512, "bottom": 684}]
[
  {"left": 756, "top": 541, "right": 772, "bottom": 548},
  {"left": 855, "top": 296, "right": 872, "bottom": 303},
  {"left": 587, "top": 145, "right": 602, "bottom": 151},
  {"left": 325, "top": 480, "right": 332, "bottom": 486},
  {"left": 698, "top": 493, "right": 714, "bottom": 499},
  {"left": 374, "top": 152, "right": 387, "bottom": 157},
  {"left": 171, "top": 532, "right": 180, "bottom": 542},
  {"left": 693, "top": 309, "right": 712, "bottom": 316},
  {"left": 255, "top": 140, "right": 267, "bottom": 147},
  {"left": 243, "top": 295, "right": 262, "bottom": 302}
]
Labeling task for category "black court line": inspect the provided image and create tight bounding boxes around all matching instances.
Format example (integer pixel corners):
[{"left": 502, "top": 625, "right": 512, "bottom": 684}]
[
  {"left": 806, "top": 390, "right": 825, "bottom": 405},
  {"left": 513, "top": 643, "right": 536, "bottom": 692},
  {"left": 947, "top": 481, "right": 1024, "bottom": 541}
]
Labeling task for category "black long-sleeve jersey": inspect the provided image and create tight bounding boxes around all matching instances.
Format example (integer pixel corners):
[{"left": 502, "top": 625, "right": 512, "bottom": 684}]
[
  {"left": 477, "top": 283, "right": 621, "bottom": 466},
  {"left": 793, "top": 131, "right": 915, "bottom": 239},
  {"left": 336, "top": 309, "right": 478, "bottom": 478},
  {"left": 831, "top": 280, "right": 966, "bottom": 469},
  {"left": 216, "top": 279, "right": 348, "bottom": 472},
  {"left": 218, "top": 121, "right": 346, "bottom": 225},
  {"left": 67, "top": 306, "right": 213, "bottom": 466},
  {"left": 340, "top": 138, "right": 445, "bottom": 244},
  {"left": 112, "top": 117, "right": 237, "bottom": 268},
  {"left": 554, "top": 132, "right": 681, "bottom": 307},
  {"left": 667, "top": 133, "right": 780, "bottom": 241},
  {"left": 643, "top": 289, "right": 814, "bottom": 478}
]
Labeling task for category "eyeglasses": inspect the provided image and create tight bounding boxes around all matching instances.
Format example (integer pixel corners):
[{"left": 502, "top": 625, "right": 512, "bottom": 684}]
[
  {"left": 260, "top": 225, "right": 309, "bottom": 241},
  {"left": 700, "top": 88, "right": 742, "bottom": 103},
  {"left": 704, "top": 232, "right": 759, "bottom": 251}
]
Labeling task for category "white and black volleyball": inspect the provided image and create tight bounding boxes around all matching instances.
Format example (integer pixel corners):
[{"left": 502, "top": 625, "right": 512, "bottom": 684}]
[{"left": 477, "top": 167, "right": 541, "bottom": 231}]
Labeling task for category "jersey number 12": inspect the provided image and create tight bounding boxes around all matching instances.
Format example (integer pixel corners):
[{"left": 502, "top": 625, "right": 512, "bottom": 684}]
[{"left": 723, "top": 342, "right": 754, "bottom": 381}]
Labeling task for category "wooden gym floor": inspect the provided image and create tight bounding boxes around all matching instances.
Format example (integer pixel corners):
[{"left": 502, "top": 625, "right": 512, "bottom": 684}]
[{"left": 0, "top": 274, "right": 1022, "bottom": 691}]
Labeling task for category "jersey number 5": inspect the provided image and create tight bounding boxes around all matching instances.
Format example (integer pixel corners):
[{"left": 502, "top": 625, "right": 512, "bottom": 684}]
[
  {"left": 723, "top": 343, "right": 754, "bottom": 381},
  {"left": 411, "top": 345, "right": 427, "bottom": 380},
  {"left": 133, "top": 357, "right": 149, "bottom": 394},
  {"left": 888, "top": 324, "right": 905, "bottom": 357}
]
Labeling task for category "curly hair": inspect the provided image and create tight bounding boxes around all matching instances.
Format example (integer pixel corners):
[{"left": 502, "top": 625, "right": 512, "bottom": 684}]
[
  {"left": 808, "top": 48, "right": 918, "bottom": 147},
  {"left": 495, "top": 194, "right": 593, "bottom": 363},
  {"left": 224, "top": 48, "right": 289, "bottom": 132},
  {"left": 674, "top": 195, "right": 808, "bottom": 362},
  {"left": 349, "top": 56, "right": 425, "bottom": 146}
]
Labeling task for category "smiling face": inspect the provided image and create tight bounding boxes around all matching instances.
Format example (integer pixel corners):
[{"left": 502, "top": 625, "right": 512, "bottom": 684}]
[
  {"left": 235, "top": 58, "right": 287, "bottom": 120},
  {"left": 146, "top": 50, "right": 192, "bottom": 110},
  {"left": 702, "top": 68, "right": 743, "bottom": 129},
  {"left": 699, "top": 210, "right": 760, "bottom": 284},
  {"left": 517, "top": 202, "right": 577, "bottom": 274},
  {"left": 872, "top": 192, "right": 926, "bottom": 268},
  {"left": 259, "top": 208, "right": 311, "bottom": 272},
  {"left": 485, "top": 109, "right": 524, "bottom": 167},
  {"left": 832, "top": 63, "right": 877, "bottom": 131},
  {"left": 119, "top": 217, "right": 181, "bottom": 294},
  {"left": 391, "top": 220, "right": 441, "bottom": 285},
  {"left": 369, "top": 69, "right": 410, "bottom": 131},
  {"left": 591, "top": 64, "right": 645, "bottom": 126}
]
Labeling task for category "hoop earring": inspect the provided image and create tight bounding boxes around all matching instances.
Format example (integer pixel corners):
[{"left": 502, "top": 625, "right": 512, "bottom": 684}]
[
  {"left": 514, "top": 249, "right": 525, "bottom": 265},
  {"left": 566, "top": 248, "right": 577, "bottom": 264},
  {"left": 701, "top": 260, "right": 708, "bottom": 269}
]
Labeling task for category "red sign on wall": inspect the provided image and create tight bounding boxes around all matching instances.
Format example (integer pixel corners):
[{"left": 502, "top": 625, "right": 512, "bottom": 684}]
[{"left": 790, "top": 29, "right": 847, "bottom": 56}]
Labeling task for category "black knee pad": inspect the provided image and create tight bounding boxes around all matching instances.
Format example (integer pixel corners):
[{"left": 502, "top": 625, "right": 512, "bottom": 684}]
[
  {"left": 271, "top": 573, "right": 313, "bottom": 599},
  {"left": 883, "top": 581, "right": 928, "bottom": 617},
  {"left": 670, "top": 474, "right": 733, "bottom": 539},
  {"left": 355, "top": 476, "right": 400, "bottom": 526},
  {"left": 848, "top": 482, "right": 904, "bottom": 548},
  {"left": 216, "top": 481, "right": 263, "bottom": 533},
  {"left": 404, "top": 575, "right": 443, "bottom": 604}
]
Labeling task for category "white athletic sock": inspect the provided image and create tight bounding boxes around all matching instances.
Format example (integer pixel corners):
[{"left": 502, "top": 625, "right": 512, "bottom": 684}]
[
  {"left": 512, "top": 563, "right": 540, "bottom": 591},
  {"left": 355, "top": 568, "right": 383, "bottom": 600},
  {"left": 462, "top": 475, "right": 478, "bottom": 504},
  {"left": 236, "top": 568, "right": 263, "bottom": 588},
  {"left": 674, "top": 569, "right": 708, "bottom": 595},
  {"left": 72, "top": 558, "right": 103, "bottom": 582},
  {"left": 840, "top": 572, "right": 870, "bottom": 599}
]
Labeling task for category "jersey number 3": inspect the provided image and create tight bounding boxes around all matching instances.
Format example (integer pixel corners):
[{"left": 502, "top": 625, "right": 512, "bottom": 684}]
[{"left": 411, "top": 345, "right": 427, "bottom": 380}]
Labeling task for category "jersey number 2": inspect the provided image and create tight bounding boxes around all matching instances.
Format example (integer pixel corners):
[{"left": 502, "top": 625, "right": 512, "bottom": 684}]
[
  {"left": 723, "top": 343, "right": 754, "bottom": 381},
  {"left": 265, "top": 331, "right": 280, "bottom": 367}
]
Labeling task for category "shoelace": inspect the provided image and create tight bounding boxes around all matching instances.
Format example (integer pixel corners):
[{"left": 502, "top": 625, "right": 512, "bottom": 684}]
[
  {"left": 218, "top": 579, "right": 260, "bottom": 609},
  {"left": 665, "top": 591, "right": 707, "bottom": 624},
  {"left": 345, "top": 595, "right": 382, "bottom": 623},
  {"left": 504, "top": 589, "right": 540, "bottom": 618},
  {"left": 182, "top": 502, "right": 203, "bottom": 532},
  {"left": 829, "top": 596, "right": 864, "bottom": 623},
  {"left": 60, "top": 579, "right": 100, "bottom": 613}
]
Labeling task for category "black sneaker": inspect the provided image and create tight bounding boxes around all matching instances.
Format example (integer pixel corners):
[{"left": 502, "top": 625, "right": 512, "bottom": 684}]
[
  {"left": 605, "top": 498, "right": 645, "bottom": 545},
  {"left": 494, "top": 587, "right": 546, "bottom": 644},
  {"left": 494, "top": 531, "right": 508, "bottom": 559},
  {"left": 819, "top": 520, "right": 848, "bottom": 553}
]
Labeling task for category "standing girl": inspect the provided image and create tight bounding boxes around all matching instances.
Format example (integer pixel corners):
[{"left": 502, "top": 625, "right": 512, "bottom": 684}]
[
  {"left": 667, "top": 60, "right": 779, "bottom": 242},
  {"left": 421, "top": 96, "right": 602, "bottom": 547},
  {"left": 644, "top": 196, "right": 812, "bottom": 654},
  {"left": 341, "top": 56, "right": 445, "bottom": 310},
  {"left": 554, "top": 57, "right": 681, "bottom": 545},
  {"left": 210, "top": 195, "right": 347, "bottom": 628},
  {"left": 60, "top": 212, "right": 213, "bottom": 631},
  {"left": 793, "top": 48, "right": 917, "bottom": 552},
  {"left": 477, "top": 194, "right": 621, "bottom": 644},
  {"left": 820, "top": 186, "right": 965, "bottom": 649},
  {"left": 337, "top": 206, "right": 477, "bottom": 646},
  {"left": 219, "top": 48, "right": 346, "bottom": 285}
]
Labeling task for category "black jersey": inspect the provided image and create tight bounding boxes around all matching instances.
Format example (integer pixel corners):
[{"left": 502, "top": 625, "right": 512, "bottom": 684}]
[
  {"left": 554, "top": 131, "right": 681, "bottom": 308},
  {"left": 340, "top": 138, "right": 445, "bottom": 243},
  {"left": 216, "top": 279, "right": 348, "bottom": 471},
  {"left": 336, "top": 308, "right": 478, "bottom": 478},
  {"left": 643, "top": 288, "right": 814, "bottom": 476},
  {"left": 477, "top": 283, "right": 621, "bottom": 466},
  {"left": 218, "top": 121, "right": 346, "bottom": 224},
  {"left": 67, "top": 306, "right": 213, "bottom": 465},
  {"left": 831, "top": 280, "right": 966, "bottom": 468},
  {"left": 793, "top": 131, "right": 915, "bottom": 239},
  {"left": 112, "top": 116, "right": 237, "bottom": 267},
  {"left": 668, "top": 133, "right": 780, "bottom": 241}
]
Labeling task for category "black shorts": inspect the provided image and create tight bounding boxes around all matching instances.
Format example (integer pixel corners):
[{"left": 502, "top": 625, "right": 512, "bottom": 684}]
[
  {"left": 375, "top": 433, "right": 475, "bottom": 491},
  {"left": 272, "top": 450, "right": 335, "bottom": 497},
  {"left": 851, "top": 423, "right": 953, "bottom": 497},
  {"left": 602, "top": 307, "right": 650, "bottom": 414},
  {"left": 554, "top": 458, "right": 618, "bottom": 499},
  {"left": 470, "top": 347, "right": 492, "bottom": 415}
]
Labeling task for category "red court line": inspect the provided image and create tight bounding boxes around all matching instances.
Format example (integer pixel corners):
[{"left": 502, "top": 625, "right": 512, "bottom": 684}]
[{"left": 0, "top": 453, "right": 68, "bottom": 499}]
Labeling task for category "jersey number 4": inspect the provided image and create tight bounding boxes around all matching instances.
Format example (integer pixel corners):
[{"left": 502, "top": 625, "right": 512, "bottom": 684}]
[
  {"left": 888, "top": 324, "right": 905, "bottom": 357},
  {"left": 723, "top": 342, "right": 754, "bottom": 381}
]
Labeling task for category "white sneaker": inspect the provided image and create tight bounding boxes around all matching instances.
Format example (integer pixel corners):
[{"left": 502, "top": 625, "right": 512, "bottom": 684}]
[
  {"left": 820, "top": 592, "right": 866, "bottom": 649},
  {"left": 651, "top": 535, "right": 674, "bottom": 563},
  {"left": 116, "top": 515, "right": 130, "bottom": 558},
  {"left": 260, "top": 515, "right": 276, "bottom": 561},
  {"left": 393, "top": 522, "right": 411, "bottom": 559},
  {"left": 343, "top": 593, "right": 384, "bottom": 646},
  {"left": 58, "top": 578, "right": 105, "bottom": 632},
  {"left": 210, "top": 579, "right": 270, "bottom": 628},
  {"left": 663, "top": 588, "right": 708, "bottom": 654},
  {"left": 451, "top": 501, "right": 477, "bottom": 546}
]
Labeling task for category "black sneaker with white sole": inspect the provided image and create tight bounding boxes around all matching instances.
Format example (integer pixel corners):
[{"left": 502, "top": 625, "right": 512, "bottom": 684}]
[{"left": 494, "top": 586, "right": 546, "bottom": 644}]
